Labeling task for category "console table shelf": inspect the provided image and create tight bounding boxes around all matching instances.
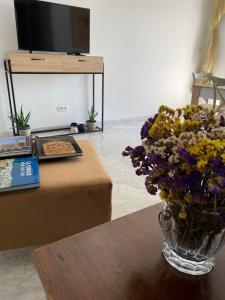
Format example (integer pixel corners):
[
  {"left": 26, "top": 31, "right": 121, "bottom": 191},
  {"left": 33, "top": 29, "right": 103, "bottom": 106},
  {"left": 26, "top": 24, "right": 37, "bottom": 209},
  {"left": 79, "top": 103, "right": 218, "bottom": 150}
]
[
  {"left": 4, "top": 52, "right": 104, "bottom": 136},
  {"left": 32, "top": 126, "right": 103, "bottom": 137}
]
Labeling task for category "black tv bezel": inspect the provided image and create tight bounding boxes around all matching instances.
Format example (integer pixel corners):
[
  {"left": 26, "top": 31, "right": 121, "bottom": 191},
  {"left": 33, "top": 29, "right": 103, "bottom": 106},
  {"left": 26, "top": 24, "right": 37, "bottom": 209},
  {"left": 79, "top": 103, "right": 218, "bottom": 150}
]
[{"left": 14, "top": 0, "right": 90, "bottom": 54}]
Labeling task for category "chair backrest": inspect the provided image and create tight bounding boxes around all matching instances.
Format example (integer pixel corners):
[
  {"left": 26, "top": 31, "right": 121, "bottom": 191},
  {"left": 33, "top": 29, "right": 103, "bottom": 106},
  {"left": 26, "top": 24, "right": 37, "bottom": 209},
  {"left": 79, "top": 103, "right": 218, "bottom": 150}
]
[
  {"left": 211, "top": 76, "right": 225, "bottom": 111},
  {"left": 212, "top": 76, "right": 225, "bottom": 87},
  {"left": 192, "top": 72, "right": 212, "bottom": 85}
]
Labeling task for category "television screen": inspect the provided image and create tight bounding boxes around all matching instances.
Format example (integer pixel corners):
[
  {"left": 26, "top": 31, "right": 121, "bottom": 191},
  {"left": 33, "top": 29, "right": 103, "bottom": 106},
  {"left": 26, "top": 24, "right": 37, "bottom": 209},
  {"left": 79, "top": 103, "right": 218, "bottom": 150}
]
[{"left": 14, "top": 0, "right": 90, "bottom": 54}]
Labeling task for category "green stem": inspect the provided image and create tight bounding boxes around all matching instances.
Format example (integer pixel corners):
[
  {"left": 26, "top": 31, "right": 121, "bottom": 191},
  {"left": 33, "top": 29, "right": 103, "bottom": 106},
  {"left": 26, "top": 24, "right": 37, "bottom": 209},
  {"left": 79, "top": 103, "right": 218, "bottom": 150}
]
[{"left": 214, "top": 196, "right": 217, "bottom": 212}]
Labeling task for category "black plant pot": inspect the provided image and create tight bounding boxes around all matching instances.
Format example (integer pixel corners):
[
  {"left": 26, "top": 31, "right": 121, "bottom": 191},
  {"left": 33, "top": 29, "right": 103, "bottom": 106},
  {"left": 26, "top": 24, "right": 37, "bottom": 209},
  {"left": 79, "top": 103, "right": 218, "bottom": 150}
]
[
  {"left": 70, "top": 122, "right": 78, "bottom": 128},
  {"left": 78, "top": 124, "right": 86, "bottom": 133}
]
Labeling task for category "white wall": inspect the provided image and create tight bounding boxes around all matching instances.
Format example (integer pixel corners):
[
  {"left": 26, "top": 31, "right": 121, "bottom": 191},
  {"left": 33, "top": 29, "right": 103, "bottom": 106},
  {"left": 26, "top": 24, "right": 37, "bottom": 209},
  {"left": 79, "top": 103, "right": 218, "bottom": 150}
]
[{"left": 0, "top": 0, "right": 211, "bottom": 134}]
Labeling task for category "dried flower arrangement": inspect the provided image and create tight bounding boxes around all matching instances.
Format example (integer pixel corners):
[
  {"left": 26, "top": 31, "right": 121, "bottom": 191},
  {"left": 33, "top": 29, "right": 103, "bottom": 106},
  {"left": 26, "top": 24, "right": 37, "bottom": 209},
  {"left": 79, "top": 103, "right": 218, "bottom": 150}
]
[
  {"left": 123, "top": 105, "right": 225, "bottom": 274},
  {"left": 123, "top": 105, "right": 225, "bottom": 214}
]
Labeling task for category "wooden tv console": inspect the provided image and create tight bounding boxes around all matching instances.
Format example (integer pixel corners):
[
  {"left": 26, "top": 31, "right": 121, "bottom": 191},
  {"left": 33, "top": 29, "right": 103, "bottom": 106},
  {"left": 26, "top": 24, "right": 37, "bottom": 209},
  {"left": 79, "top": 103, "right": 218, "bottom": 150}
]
[
  {"left": 6, "top": 52, "right": 104, "bottom": 73},
  {"left": 4, "top": 52, "right": 104, "bottom": 135}
]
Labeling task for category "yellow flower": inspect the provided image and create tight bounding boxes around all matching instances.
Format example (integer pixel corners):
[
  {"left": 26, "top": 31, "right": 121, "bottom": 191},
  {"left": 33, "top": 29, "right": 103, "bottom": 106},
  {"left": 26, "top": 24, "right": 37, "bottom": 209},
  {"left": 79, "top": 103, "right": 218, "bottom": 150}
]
[
  {"left": 197, "top": 160, "right": 207, "bottom": 169},
  {"left": 159, "top": 190, "right": 167, "bottom": 200},
  {"left": 181, "top": 162, "right": 192, "bottom": 171},
  {"left": 179, "top": 207, "right": 187, "bottom": 219},
  {"left": 222, "top": 153, "right": 225, "bottom": 163},
  {"left": 188, "top": 146, "right": 200, "bottom": 156},
  {"left": 188, "top": 138, "right": 225, "bottom": 169},
  {"left": 149, "top": 123, "right": 158, "bottom": 138},
  {"left": 184, "top": 194, "right": 192, "bottom": 203}
]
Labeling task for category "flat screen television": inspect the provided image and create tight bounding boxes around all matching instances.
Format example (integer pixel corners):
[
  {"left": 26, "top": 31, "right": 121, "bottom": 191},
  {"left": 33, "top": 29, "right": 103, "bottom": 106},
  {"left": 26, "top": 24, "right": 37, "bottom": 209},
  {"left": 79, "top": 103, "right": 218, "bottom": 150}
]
[{"left": 14, "top": 0, "right": 90, "bottom": 55}]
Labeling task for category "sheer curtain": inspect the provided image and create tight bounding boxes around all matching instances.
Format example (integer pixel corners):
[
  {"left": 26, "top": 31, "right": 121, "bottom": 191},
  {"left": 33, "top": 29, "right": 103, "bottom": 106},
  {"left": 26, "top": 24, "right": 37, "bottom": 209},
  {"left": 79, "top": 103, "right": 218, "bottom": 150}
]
[{"left": 199, "top": 0, "right": 225, "bottom": 73}]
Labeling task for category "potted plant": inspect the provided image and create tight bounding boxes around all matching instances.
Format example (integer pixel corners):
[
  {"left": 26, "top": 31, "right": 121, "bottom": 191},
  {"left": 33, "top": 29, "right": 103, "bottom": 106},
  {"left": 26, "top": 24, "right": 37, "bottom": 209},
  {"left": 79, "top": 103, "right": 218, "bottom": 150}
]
[
  {"left": 86, "top": 106, "right": 98, "bottom": 131},
  {"left": 123, "top": 105, "right": 225, "bottom": 275},
  {"left": 9, "top": 105, "right": 31, "bottom": 136}
]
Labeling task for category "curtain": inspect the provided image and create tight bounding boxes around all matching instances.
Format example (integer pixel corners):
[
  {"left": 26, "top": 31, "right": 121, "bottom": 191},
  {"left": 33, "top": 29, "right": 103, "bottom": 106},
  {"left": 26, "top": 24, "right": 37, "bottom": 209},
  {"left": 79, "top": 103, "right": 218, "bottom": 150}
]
[{"left": 199, "top": 0, "right": 225, "bottom": 73}]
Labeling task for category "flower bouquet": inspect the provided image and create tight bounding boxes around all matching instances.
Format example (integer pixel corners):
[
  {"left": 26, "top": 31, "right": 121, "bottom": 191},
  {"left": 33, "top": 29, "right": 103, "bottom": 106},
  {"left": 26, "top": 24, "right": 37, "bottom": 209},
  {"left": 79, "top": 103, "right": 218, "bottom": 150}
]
[{"left": 123, "top": 105, "right": 225, "bottom": 275}]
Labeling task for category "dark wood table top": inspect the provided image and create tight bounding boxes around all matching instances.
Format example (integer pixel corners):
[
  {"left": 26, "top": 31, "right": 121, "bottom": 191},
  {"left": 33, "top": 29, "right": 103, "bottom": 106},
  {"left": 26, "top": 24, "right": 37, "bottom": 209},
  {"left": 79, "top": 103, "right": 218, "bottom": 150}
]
[{"left": 33, "top": 203, "right": 225, "bottom": 300}]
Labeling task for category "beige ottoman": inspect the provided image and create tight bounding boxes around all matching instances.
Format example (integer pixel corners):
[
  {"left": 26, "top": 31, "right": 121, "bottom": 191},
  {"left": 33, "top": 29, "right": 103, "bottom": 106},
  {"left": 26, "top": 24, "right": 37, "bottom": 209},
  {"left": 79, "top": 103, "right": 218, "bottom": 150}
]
[{"left": 0, "top": 140, "right": 112, "bottom": 250}]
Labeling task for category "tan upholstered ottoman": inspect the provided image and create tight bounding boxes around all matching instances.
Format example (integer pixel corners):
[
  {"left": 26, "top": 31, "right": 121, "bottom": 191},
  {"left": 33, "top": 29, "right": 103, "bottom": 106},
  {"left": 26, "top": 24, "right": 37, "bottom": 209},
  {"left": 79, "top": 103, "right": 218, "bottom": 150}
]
[{"left": 0, "top": 140, "right": 112, "bottom": 250}]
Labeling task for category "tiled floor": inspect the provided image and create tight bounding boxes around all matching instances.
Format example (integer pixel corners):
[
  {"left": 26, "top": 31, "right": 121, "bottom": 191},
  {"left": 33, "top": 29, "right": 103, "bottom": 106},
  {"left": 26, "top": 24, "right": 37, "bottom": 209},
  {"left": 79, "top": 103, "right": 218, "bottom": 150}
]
[{"left": 0, "top": 118, "right": 160, "bottom": 300}]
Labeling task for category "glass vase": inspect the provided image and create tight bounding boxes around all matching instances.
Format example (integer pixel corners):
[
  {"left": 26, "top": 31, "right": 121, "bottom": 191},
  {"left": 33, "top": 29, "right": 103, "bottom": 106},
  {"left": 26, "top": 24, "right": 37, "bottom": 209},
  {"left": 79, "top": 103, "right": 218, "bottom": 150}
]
[{"left": 159, "top": 202, "right": 225, "bottom": 275}]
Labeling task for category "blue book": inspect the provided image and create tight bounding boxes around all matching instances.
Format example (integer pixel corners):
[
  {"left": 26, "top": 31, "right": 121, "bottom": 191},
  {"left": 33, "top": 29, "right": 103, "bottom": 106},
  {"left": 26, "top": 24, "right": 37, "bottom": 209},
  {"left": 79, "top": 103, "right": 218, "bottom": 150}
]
[{"left": 0, "top": 156, "right": 40, "bottom": 193}]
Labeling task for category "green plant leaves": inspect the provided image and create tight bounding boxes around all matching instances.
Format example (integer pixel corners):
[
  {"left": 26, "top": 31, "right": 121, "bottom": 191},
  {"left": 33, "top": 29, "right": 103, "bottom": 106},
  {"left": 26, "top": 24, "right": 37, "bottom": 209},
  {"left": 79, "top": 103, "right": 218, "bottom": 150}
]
[
  {"left": 87, "top": 106, "right": 98, "bottom": 123},
  {"left": 8, "top": 105, "right": 31, "bottom": 129}
]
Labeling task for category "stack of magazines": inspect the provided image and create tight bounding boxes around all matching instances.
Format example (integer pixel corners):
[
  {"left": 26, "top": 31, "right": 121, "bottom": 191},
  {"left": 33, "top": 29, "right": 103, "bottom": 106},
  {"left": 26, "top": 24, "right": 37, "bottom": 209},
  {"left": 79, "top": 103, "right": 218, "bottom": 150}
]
[
  {"left": 0, "top": 136, "right": 40, "bottom": 193},
  {"left": 0, "top": 135, "right": 83, "bottom": 193}
]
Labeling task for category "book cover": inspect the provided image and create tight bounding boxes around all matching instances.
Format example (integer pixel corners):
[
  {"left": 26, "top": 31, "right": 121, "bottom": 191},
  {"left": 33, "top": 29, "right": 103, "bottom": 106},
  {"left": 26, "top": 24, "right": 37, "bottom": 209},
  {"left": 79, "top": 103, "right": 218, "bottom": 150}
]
[
  {"left": 0, "top": 136, "right": 32, "bottom": 158},
  {"left": 0, "top": 156, "right": 40, "bottom": 193}
]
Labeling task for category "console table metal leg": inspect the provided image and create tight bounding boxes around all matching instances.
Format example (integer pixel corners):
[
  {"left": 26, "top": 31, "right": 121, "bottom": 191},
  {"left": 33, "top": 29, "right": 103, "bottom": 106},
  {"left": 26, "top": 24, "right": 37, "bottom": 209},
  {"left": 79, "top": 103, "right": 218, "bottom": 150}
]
[
  {"left": 4, "top": 60, "right": 15, "bottom": 135},
  {"left": 102, "top": 71, "right": 104, "bottom": 131},
  {"left": 93, "top": 74, "right": 95, "bottom": 111},
  {"left": 8, "top": 60, "right": 19, "bottom": 135}
]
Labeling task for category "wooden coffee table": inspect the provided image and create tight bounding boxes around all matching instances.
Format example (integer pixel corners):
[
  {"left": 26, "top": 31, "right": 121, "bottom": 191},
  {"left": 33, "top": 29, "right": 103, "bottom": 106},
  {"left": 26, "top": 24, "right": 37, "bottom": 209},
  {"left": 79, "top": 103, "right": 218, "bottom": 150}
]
[{"left": 33, "top": 204, "right": 225, "bottom": 300}]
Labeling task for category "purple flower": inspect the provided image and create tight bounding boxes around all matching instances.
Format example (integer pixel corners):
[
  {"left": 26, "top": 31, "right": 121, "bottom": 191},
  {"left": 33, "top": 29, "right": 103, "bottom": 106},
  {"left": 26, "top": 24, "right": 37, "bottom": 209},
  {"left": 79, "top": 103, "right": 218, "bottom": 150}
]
[
  {"left": 140, "top": 158, "right": 151, "bottom": 175},
  {"left": 148, "top": 117, "right": 154, "bottom": 123},
  {"left": 147, "top": 153, "right": 165, "bottom": 165},
  {"left": 140, "top": 116, "right": 158, "bottom": 140},
  {"left": 219, "top": 115, "right": 225, "bottom": 127},
  {"left": 141, "top": 122, "right": 149, "bottom": 139},
  {"left": 171, "top": 170, "right": 202, "bottom": 193},
  {"left": 178, "top": 148, "right": 196, "bottom": 165},
  {"left": 136, "top": 168, "right": 143, "bottom": 176},
  {"left": 133, "top": 146, "right": 145, "bottom": 157},
  {"left": 122, "top": 146, "right": 134, "bottom": 157},
  {"left": 221, "top": 178, "right": 225, "bottom": 188},
  {"left": 212, "top": 158, "right": 225, "bottom": 176},
  {"left": 153, "top": 113, "right": 158, "bottom": 120},
  {"left": 145, "top": 178, "right": 158, "bottom": 195},
  {"left": 219, "top": 212, "right": 225, "bottom": 225},
  {"left": 125, "top": 146, "right": 133, "bottom": 152},
  {"left": 208, "top": 180, "right": 222, "bottom": 196},
  {"left": 158, "top": 177, "right": 172, "bottom": 188},
  {"left": 171, "top": 177, "right": 189, "bottom": 191},
  {"left": 217, "top": 177, "right": 225, "bottom": 188},
  {"left": 187, "top": 170, "right": 202, "bottom": 187},
  {"left": 148, "top": 169, "right": 162, "bottom": 184},
  {"left": 131, "top": 158, "right": 140, "bottom": 168}
]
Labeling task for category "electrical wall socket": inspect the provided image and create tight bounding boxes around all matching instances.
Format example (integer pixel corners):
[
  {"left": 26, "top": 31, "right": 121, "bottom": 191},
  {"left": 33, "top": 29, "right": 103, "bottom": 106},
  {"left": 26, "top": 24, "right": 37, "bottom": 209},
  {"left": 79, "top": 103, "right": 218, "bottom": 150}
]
[{"left": 57, "top": 106, "right": 68, "bottom": 112}]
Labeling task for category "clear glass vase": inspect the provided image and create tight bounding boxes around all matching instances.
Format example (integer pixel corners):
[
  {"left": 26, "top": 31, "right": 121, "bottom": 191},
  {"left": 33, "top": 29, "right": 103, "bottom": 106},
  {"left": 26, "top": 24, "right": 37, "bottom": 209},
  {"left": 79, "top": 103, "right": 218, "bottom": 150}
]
[{"left": 159, "top": 202, "right": 225, "bottom": 275}]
